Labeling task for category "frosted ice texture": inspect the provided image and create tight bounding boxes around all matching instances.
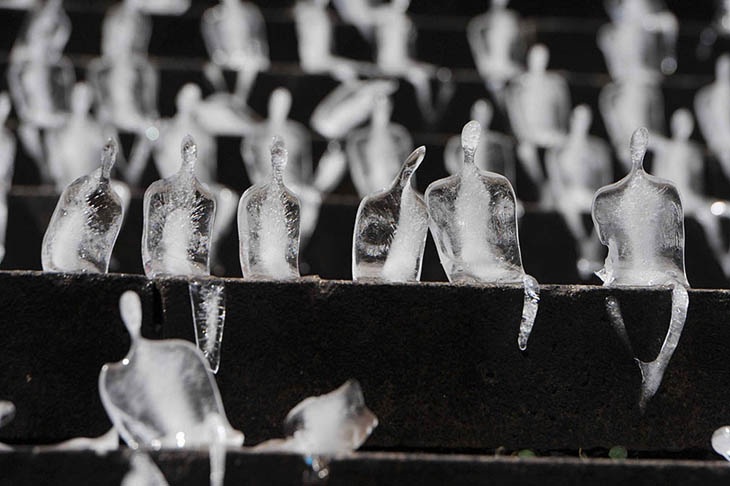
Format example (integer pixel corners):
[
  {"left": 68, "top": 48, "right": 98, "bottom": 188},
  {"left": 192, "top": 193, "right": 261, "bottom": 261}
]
[
  {"left": 713, "top": 426, "right": 730, "bottom": 461},
  {"left": 592, "top": 127, "right": 689, "bottom": 409},
  {"left": 42, "top": 140, "right": 124, "bottom": 273},
  {"left": 0, "top": 93, "right": 16, "bottom": 264},
  {"left": 189, "top": 279, "right": 226, "bottom": 374},
  {"left": 122, "top": 453, "right": 170, "bottom": 486},
  {"left": 353, "top": 146, "right": 428, "bottom": 282},
  {"left": 426, "top": 121, "right": 540, "bottom": 350},
  {"left": 238, "top": 137, "right": 300, "bottom": 279},
  {"left": 346, "top": 95, "right": 413, "bottom": 198},
  {"left": 142, "top": 135, "right": 216, "bottom": 278}
]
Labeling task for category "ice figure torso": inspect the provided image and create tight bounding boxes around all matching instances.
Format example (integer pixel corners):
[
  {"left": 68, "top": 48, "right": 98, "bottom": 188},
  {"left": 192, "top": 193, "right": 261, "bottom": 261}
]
[
  {"left": 469, "top": 6, "right": 524, "bottom": 83},
  {"left": 10, "top": 56, "right": 73, "bottom": 127},
  {"left": 202, "top": 1, "right": 268, "bottom": 70},
  {"left": 294, "top": 1, "right": 333, "bottom": 69},
  {"left": 375, "top": 8, "right": 413, "bottom": 72}
]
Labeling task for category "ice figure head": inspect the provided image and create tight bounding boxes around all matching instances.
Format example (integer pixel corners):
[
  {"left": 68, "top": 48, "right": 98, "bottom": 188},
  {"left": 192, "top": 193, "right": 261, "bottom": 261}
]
[
  {"left": 426, "top": 120, "right": 525, "bottom": 283},
  {"left": 527, "top": 44, "right": 549, "bottom": 73},
  {"left": 238, "top": 136, "right": 301, "bottom": 279},
  {"left": 176, "top": 84, "right": 202, "bottom": 116},
  {"left": 352, "top": 146, "right": 428, "bottom": 282},
  {"left": 41, "top": 139, "right": 124, "bottom": 273},
  {"left": 269, "top": 88, "right": 292, "bottom": 127},
  {"left": 70, "top": 82, "right": 93, "bottom": 116},
  {"left": 570, "top": 104, "right": 592, "bottom": 137},
  {"left": 670, "top": 108, "right": 693, "bottom": 141},
  {"left": 470, "top": 99, "right": 493, "bottom": 130},
  {"left": 282, "top": 380, "right": 378, "bottom": 456},
  {"left": 181, "top": 134, "right": 198, "bottom": 170},
  {"left": 591, "top": 127, "right": 688, "bottom": 286},
  {"left": 713, "top": 426, "right": 730, "bottom": 461},
  {"left": 99, "top": 291, "right": 244, "bottom": 451}
]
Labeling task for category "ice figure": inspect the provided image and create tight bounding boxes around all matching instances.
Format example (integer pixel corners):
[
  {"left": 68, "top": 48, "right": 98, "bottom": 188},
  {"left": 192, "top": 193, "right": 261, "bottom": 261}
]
[
  {"left": 370, "top": 0, "right": 453, "bottom": 123},
  {"left": 444, "top": 99, "right": 516, "bottom": 188},
  {"left": 600, "top": 79, "right": 665, "bottom": 169},
  {"left": 353, "top": 146, "right": 428, "bottom": 282},
  {"left": 695, "top": 55, "right": 730, "bottom": 180},
  {"left": 545, "top": 105, "right": 612, "bottom": 279},
  {"left": 346, "top": 95, "right": 413, "bottom": 198},
  {"left": 142, "top": 135, "right": 216, "bottom": 278},
  {"left": 11, "top": 0, "right": 70, "bottom": 61},
  {"left": 592, "top": 127, "right": 689, "bottom": 409},
  {"left": 467, "top": 0, "right": 526, "bottom": 97},
  {"left": 311, "top": 79, "right": 397, "bottom": 140},
  {"left": 255, "top": 380, "right": 377, "bottom": 478},
  {"left": 425, "top": 121, "right": 540, "bottom": 350},
  {"left": 598, "top": 0, "right": 677, "bottom": 81},
  {"left": 189, "top": 279, "right": 226, "bottom": 374},
  {"left": 100, "top": 291, "right": 242, "bottom": 486},
  {"left": 0, "top": 94, "right": 16, "bottom": 264},
  {"left": 238, "top": 138, "right": 301, "bottom": 279},
  {"left": 42, "top": 140, "right": 124, "bottom": 273},
  {"left": 122, "top": 453, "right": 170, "bottom": 486}
]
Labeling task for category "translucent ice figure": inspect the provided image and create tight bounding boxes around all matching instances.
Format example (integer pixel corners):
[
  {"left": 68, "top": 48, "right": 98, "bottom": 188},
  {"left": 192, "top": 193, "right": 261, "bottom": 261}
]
[
  {"left": 42, "top": 140, "right": 124, "bottom": 273},
  {"left": 370, "top": 0, "right": 453, "bottom": 123},
  {"left": 202, "top": 0, "right": 269, "bottom": 100},
  {"left": 346, "top": 95, "right": 413, "bottom": 198},
  {"left": 467, "top": 0, "right": 526, "bottom": 97},
  {"left": 695, "top": 55, "right": 730, "bottom": 180},
  {"left": 600, "top": 79, "right": 665, "bottom": 169},
  {"left": 255, "top": 380, "right": 377, "bottom": 470},
  {"left": 592, "top": 127, "right": 689, "bottom": 409},
  {"left": 0, "top": 94, "right": 16, "bottom": 264},
  {"left": 444, "top": 99, "right": 516, "bottom": 188},
  {"left": 142, "top": 135, "right": 216, "bottom": 278},
  {"left": 238, "top": 138, "right": 301, "bottom": 279},
  {"left": 353, "top": 146, "right": 428, "bottom": 282},
  {"left": 426, "top": 121, "right": 540, "bottom": 350},
  {"left": 11, "top": 0, "right": 70, "bottom": 62},
  {"left": 545, "top": 105, "right": 612, "bottom": 279},
  {"left": 122, "top": 452, "right": 170, "bottom": 486},
  {"left": 189, "top": 279, "right": 226, "bottom": 374},
  {"left": 100, "top": 291, "right": 242, "bottom": 486},
  {"left": 599, "top": 0, "right": 677, "bottom": 80}
]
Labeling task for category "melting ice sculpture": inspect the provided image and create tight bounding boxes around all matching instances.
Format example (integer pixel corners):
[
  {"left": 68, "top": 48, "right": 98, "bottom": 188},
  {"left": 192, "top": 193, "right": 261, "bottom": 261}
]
[
  {"left": 346, "top": 95, "right": 413, "bottom": 198},
  {"left": 0, "top": 93, "right": 16, "bottom": 264},
  {"left": 238, "top": 137, "right": 301, "bottom": 279},
  {"left": 695, "top": 55, "right": 730, "bottom": 180},
  {"left": 425, "top": 121, "right": 540, "bottom": 351},
  {"left": 255, "top": 380, "right": 378, "bottom": 478},
  {"left": 444, "top": 99, "right": 516, "bottom": 188},
  {"left": 41, "top": 140, "right": 124, "bottom": 273},
  {"left": 600, "top": 79, "right": 665, "bottom": 169},
  {"left": 467, "top": 0, "right": 526, "bottom": 96},
  {"left": 545, "top": 105, "right": 612, "bottom": 280},
  {"left": 142, "top": 135, "right": 216, "bottom": 278},
  {"left": 592, "top": 127, "right": 689, "bottom": 409},
  {"left": 353, "top": 146, "right": 428, "bottom": 282},
  {"left": 189, "top": 279, "right": 226, "bottom": 374},
  {"left": 599, "top": 0, "right": 678, "bottom": 81},
  {"left": 99, "top": 291, "right": 242, "bottom": 486}
]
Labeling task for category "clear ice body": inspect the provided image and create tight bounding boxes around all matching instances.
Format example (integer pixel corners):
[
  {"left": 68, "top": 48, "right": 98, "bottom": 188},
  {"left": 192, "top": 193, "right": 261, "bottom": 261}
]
[
  {"left": 142, "top": 135, "right": 216, "bottom": 278},
  {"left": 238, "top": 137, "right": 301, "bottom": 279},
  {"left": 352, "top": 146, "right": 428, "bottom": 282},
  {"left": 41, "top": 141, "right": 124, "bottom": 273}
]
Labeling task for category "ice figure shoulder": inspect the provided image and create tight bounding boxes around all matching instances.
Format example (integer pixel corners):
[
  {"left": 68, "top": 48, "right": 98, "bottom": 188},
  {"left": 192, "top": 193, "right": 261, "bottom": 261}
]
[
  {"left": 142, "top": 135, "right": 217, "bottom": 278},
  {"left": 591, "top": 127, "right": 687, "bottom": 287},
  {"left": 238, "top": 137, "right": 301, "bottom": 280},
  {"left": 352, "top": 146, "right": 428, "bottom": 282}
]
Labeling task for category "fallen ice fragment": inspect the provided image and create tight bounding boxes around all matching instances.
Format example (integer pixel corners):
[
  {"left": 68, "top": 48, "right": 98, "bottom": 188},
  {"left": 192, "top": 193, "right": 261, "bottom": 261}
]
[
  {"left": 713, "top": 426, "right": 730, "bottom": 461},
  {"left": 189, "top": 279, "right": 226, "bottom": 374}
]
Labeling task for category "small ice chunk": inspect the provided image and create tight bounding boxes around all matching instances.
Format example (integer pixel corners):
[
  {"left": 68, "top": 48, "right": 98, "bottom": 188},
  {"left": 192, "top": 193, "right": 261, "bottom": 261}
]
[
  {"left": 352, "top": 146, "right": 428, "bottom": 282},
  {"left": 713, "top": 426, "right": 730, "bottom": 461},
  {"left": 122, "top": 452, "right": 170, "bottom": 486},
  {"left": 426, "top": 121, "right": 540, "bottom": 350},
  {"left": 189, "top": 279, "right": 226, "bottom": 374},
  {"left": 238, "top": 137, "right": 301, "bottom": 279},
  {"left": 41, "top": 139, "right": 124, "bottom": 273},
  {"left": 142, "top": 135, "right": 217, "bottom": 278}
]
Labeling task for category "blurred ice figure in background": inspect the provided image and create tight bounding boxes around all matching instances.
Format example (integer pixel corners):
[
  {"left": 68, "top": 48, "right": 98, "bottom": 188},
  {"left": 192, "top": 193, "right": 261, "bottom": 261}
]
[
  {"left": 652, "top": 109, "right": 730, "bottom": 275},
  {"left": 426, "top": 121, "right": 540, "bottom": 351},
  {"left": 201, "top": 0, "right": 269, "bottom": 102},
  {"left": 346, "top": 95, "right": 412, "bottom": 198},
  {"left": 545, "top": 105, "right": 611, "bottom": 280},
  {"left": 0, "top": 94, "right": 16, "bottom": 264},
  {"left": 332, "top": 0, "right": 378, "bottom": 39},
  {"left": 42, "top": 140, "right": 124, "bottom": 273},
  {"left": 467, "top": 0, "right": 526, "bottom": 101},
  {"left": 243, "top": 88, "right": 344, "bottom": 247},
  {"left": 695, "top": 55, "right": 730, "bottom": 181},
  {"left": 592, "top": 127, "right": 688, "bottom": 410},
  {"left": 506, "top": 44, "right": 570, "bottom": 202},
  {"left": 0, "top": 0, "right": 36, "bottom": 9},
  {"left": 370, "top": 0, "right": 453, "bottom": 123},
  {"left": 137, "top": 0, "right": 189, "bottom": 15},
  {"left": 444, "top": 99, "right": 516, "bottom": 190},
  {"left": 599, "top": 0, "right": 677, "bottom": 81},
  {"left": 600, "top": 78, "right": 665, "bottom": 170},
  {"left": 7, "top": 0, "right": 74, "bottom": 179}
]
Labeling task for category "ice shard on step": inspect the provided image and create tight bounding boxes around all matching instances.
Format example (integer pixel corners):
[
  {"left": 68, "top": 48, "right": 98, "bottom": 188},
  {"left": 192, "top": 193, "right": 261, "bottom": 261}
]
[
  {"left": 189, "top": 279, "right": 226, "bottom": 374},
  {"left": 142, "top": 135, "right": 216, "bottom": 278},
  {"left": 425, "top": 120, "right": 540, "bottom": 350},
  {"left": 238, "top": 137, "right": 301, "bottom": 279},
  {"left": 592, "top": 127, "right": 689, "bottom": 409},
  {"left": 353, "top": 146, "right": 428, "bottom": 282},
  {"left": 42, "top": 140, "right": 124, "bottom": 273}
]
